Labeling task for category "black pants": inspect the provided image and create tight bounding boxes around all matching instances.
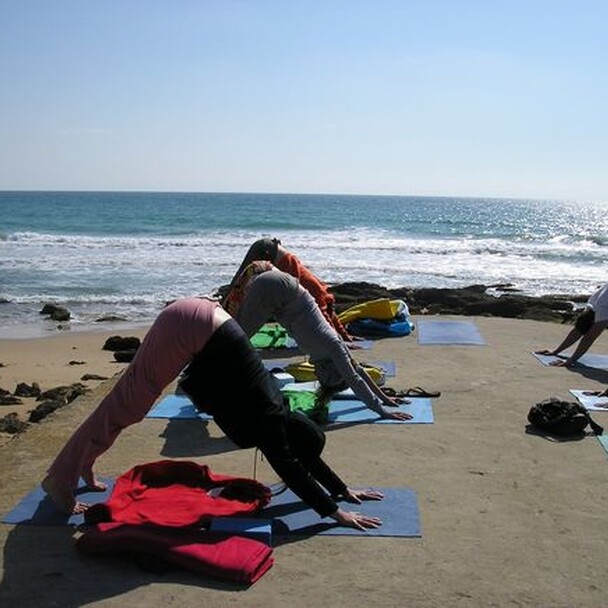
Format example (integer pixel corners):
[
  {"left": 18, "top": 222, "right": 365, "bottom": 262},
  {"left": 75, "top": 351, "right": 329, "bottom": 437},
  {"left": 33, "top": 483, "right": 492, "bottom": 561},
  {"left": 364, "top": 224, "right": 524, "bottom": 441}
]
[
  {"left": 179, "top": 319, "right": 346, "bottom": 515},
  {"left": 575, "top": 308, "right": 595, "bottom": 334}
]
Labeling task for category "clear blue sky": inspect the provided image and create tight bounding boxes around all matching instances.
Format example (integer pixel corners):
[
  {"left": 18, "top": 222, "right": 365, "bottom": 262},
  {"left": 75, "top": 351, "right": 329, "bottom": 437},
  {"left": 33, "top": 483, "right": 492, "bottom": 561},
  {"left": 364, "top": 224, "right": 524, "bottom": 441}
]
[{"left": 1, "top": 1, "right": 606, "bottom": 201}]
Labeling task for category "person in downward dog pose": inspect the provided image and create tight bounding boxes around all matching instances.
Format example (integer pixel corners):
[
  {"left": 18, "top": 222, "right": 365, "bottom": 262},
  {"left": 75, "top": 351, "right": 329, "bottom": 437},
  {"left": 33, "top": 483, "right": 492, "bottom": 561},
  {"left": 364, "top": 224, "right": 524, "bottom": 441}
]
[
  {"left": 224, "top": 237, "right": 356, "bottom": 343},
  {"left": 223, "top": 262, "right": 412, "bottom": 421},
  {"left": 42, "top": 298, "right": 384, "bottom": 530},
  {"left": 535, "top": 282, "right": 608, "bottom": 367}
]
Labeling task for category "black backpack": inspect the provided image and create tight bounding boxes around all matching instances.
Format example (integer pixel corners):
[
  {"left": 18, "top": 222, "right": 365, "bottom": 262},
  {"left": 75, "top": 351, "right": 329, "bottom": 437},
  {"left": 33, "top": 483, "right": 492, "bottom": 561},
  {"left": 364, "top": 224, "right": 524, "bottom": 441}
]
[{"left": 527, "top": 397, "right": 604, "bottom": 437}]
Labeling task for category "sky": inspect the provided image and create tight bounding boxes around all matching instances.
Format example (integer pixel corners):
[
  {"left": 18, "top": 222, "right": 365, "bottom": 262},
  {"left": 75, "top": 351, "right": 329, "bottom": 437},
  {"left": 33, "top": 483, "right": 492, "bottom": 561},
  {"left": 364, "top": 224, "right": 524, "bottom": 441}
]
[{"left": 0, "top": 1, "right": 606, "bottom": 201}]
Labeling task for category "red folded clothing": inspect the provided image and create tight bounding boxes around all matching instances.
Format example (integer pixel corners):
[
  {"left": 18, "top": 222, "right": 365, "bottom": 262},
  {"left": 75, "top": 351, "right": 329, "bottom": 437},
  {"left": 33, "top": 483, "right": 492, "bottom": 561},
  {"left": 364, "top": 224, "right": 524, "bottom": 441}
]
[
  {"left": 85, "top": 460, "right": 271, "bottom": 527},
  {"left": 76, "top": 522, "right": 274, "bottom": 584}
]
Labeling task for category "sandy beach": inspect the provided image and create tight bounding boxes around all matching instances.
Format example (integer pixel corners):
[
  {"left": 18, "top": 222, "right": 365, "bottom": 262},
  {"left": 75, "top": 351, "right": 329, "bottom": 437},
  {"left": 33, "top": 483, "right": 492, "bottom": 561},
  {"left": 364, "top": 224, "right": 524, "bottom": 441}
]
[{"left": 1, "top": 316, "right": 608, "bottom": 607}]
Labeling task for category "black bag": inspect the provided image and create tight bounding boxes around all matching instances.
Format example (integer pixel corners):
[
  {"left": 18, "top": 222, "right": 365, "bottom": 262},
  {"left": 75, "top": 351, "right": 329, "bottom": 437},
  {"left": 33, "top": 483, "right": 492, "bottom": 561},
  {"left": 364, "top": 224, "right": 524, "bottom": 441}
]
[{"left": 527, "top": 397, "right": 604, "bottom": 437}]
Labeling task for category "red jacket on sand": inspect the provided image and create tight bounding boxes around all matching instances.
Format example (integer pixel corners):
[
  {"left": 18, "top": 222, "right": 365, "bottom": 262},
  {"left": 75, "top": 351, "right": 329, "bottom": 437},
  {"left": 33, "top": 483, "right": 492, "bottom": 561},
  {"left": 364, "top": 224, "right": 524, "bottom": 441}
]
[
  {"left": 78, "top": 460, "right": 274, "bottom": 584},
  {"left": 85, "top": 460, "right": 271, "bottom": 527}
]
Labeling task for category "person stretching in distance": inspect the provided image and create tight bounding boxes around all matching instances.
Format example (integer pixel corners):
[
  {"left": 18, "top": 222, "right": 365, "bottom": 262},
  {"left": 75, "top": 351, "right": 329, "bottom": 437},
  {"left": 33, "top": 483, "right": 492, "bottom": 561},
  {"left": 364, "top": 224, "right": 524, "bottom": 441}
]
[{"left": 535, "top": 282, "right": 608, "bottom": 367}]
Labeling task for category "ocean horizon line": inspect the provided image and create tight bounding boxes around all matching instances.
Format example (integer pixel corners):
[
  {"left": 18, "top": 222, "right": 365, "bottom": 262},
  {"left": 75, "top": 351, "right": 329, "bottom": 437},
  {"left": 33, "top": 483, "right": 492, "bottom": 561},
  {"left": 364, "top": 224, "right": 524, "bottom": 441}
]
[{"left": 0, "top": 188, "right": 594, "bottom": 205}]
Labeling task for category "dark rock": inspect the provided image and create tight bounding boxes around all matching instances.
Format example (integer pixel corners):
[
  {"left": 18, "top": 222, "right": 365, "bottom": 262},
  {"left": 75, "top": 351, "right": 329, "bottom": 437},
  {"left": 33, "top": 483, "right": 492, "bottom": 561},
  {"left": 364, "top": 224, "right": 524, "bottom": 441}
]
[
  {"left": 102, "top": 336, "right": 141, "bottom": 352},
  {"left": 68, "top": 360, "right": 86, "bottom": 365},
  {"left": 0, "top": 413, "right": 28, "bottom": 434},
  {"left": 0, "top": 395, "right": 23, "bottom": 406},
  {"left": 37, "top": 383, "right": 89, "bottom": 405},
  {"left": 81, "top": 373, "right": 109, "bottom": 381},
  {"left": 0, "top": 387, "right": 10, "bottom": 396},
  {"left": 51, "top": 307, "right": 71, "bottom": 321},
  {"left": 14, "top": 382, "right": 41, "bottom": 398},
  {"left": 329, "top": 282, "right": 393, "bottom": 309},
  {"left": 40, "top": 303, "right": 58, "bottom": 315},
  {"left": 113, "top": 350, "right": 137, "bottom": 363},
  {"left": 40, "top": 303, "right": 71, "bottom": 321},
  {"left": 29, "top": 400, "right": 64, "bottom": 423},
  {"left": 95, "top": 315, "right": 128, "bottom": 323}
]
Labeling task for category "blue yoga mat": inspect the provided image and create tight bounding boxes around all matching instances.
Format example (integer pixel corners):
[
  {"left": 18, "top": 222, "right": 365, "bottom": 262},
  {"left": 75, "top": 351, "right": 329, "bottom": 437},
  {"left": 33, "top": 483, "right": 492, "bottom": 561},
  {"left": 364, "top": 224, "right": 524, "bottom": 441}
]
[
  {"left": 366, "top": 360, "right": 396, "bottom": 376},
  {"left": 144, "top": 392, "right": 431, "bottom": 424},
  {"left": 328, "top": 397, "right": 433, "bottom": 425},
  {"left": 533, "top": 352, "right": 608, "bottom": 370},
  {"left": 569, "top": 389, "right": 608, "bottom": 412},
  {"left": 281, "top": 384, "right": 433, "bottom": 424},
  {"left": 596, "top": 435, "right": 608, "bottom": 458},
  {"left": 2, "top": 478, "right": 115, "bottom": 526},
  {"left": 4, "top": 482, "right": 420, "bottom": 539},
  {"left": 209, "top": 517, "right": 273, "bottom": 545},
  {"left": 146, "top": 394, "right": 212, "bottom": 420},
  {"left": 262, "top": 486, "right": 421, "bottom": 537},
  {"left": 417, "top": 320, "right": 486, "bottom": 345}
]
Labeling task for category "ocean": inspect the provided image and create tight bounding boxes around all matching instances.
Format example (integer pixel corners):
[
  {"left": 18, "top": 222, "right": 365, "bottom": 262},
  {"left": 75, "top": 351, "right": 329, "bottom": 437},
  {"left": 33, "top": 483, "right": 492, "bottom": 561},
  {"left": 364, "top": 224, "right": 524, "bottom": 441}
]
[{"left": 1, "top": 191, "right": 606, "bottom": 337}]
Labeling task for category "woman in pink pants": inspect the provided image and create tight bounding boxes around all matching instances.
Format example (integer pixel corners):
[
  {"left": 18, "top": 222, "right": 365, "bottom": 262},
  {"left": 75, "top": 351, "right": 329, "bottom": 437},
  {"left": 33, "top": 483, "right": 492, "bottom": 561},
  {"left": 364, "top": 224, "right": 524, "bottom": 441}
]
[
  {"left": 42, "top": 298, "right": 385, "bottom": 530},
  {"left": 42, "top": 298, "right": 220, "bottom": 515}
]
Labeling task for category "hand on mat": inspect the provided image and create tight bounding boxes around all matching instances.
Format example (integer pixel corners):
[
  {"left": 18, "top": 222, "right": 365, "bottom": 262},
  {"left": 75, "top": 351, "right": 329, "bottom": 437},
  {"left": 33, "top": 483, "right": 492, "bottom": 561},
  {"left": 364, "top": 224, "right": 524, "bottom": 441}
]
[
  {"left": 382, "top": 409, "right": 413, "bottom": 421},
  {"left": 343, "top": 488, "right": 384, "bottom": 503},
  {"left": 331, "top": 508, "right": 382, "bottom": 530}
]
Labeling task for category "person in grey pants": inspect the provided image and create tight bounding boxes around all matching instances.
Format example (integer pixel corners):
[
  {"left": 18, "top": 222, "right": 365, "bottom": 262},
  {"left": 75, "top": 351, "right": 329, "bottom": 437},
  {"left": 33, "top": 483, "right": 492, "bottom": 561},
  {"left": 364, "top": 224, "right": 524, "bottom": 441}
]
[{"left": 223, "top": 264, "right": 411, "bottom": 421}]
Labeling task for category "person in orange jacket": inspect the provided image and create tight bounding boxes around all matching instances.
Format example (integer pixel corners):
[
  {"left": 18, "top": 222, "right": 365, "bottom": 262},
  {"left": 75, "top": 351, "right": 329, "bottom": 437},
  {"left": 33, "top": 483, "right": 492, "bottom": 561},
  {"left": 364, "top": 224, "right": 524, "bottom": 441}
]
[{"left": 224, "top": 237, "right": 356, "bottom": 343}]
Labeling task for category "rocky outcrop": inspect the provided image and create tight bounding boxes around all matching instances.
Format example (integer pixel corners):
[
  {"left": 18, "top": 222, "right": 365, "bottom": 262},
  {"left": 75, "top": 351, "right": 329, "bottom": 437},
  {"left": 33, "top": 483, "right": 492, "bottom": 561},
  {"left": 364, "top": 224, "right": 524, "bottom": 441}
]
[{"left": 330, "top": 282, "right": 582, "bottom": 323}]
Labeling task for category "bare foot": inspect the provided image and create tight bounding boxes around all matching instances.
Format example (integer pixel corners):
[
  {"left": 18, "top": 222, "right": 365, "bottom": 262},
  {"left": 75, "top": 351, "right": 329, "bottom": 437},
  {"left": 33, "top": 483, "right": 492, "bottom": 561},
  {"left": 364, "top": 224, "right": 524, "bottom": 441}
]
[
  {"left": 82, "top": 468, "right": 107, "bottom": 492},
  {"left": 41, "top": 475, "right": 86, "bottom": 514}
]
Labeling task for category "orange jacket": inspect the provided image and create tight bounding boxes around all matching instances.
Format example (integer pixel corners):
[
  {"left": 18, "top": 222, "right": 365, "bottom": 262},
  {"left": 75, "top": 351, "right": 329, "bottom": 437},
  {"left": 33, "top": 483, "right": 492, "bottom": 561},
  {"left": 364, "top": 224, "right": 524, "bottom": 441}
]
[{"left": 276, "top": 252, "right": 352, "bottom": 341}]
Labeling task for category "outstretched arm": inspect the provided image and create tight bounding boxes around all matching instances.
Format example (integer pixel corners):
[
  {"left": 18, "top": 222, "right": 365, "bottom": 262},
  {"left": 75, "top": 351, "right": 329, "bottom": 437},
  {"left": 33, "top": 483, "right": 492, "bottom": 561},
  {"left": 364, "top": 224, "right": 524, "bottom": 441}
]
[
  {"left": 535, "top": 326, "right": 582, "bottom": 358},
  {"left": 550, "top": 321, "right": 608, "bottom": 366},
  {"left": 354, "top": 363, "right": 410, "bottom": 407},
  {"left": 257, "top": 417, "right": 382, "bottom": 529},
  {"left": 323, "top": 341, "right": 412, "bottom": 421}
]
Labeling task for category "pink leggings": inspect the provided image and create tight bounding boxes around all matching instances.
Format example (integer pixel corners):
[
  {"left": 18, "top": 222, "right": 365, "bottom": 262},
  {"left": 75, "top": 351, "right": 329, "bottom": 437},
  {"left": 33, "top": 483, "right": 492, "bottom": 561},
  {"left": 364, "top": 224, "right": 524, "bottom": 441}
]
[{"left": 46, "top": 298, "right": 218, "bottom": 491}]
